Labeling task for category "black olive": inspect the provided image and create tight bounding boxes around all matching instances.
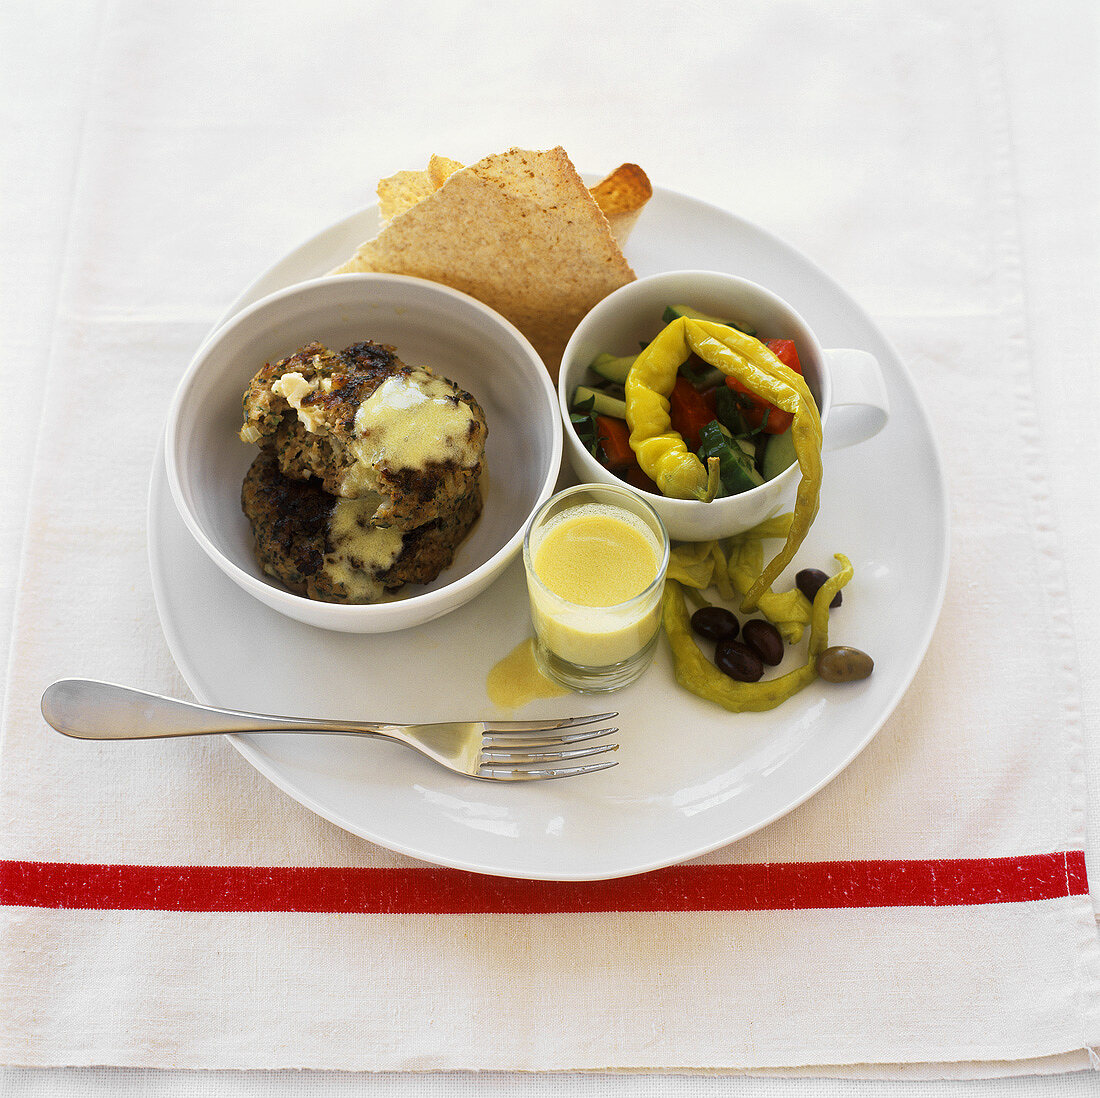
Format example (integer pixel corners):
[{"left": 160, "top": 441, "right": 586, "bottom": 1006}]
[
  {"left": 714, "top": 639, "right": 764, "bottom": 682},
  {"left": 691, "top": 605, "right": 739, "bottom": 642},
  {"left": 796, "top": 567, "right": 842, "bottom": 608},
  {"left": 741, "top": 619, "right": 784, "bottom": 666}
]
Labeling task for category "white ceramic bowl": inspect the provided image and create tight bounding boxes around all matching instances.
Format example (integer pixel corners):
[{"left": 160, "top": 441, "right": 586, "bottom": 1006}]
[
  {"left": 166, "top": 273, "right": 561, "bottom": 633},
  {"left": 560, "top": 270, "right": 835, "bottom": 543}
]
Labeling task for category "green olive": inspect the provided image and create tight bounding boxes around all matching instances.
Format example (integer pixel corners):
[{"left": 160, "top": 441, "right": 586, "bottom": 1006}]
[{"left": 817, "top": 645, "right": 874, "bottom": 683}]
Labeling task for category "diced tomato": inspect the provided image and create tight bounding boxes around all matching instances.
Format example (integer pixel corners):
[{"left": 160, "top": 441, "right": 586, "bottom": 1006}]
[
  {"left": 593, "top": 414, "right": 660, "bottom": 492},
  {"left": 668, "top": 376, "right": 718, "bottom": 451},
  {"left": 765, "top": 338, "right": 802, "bottom": 375},
  {"left": 594, "top": 415, "right": 634, "bottom": 473},
  {"left": 724, "top": 338, "right": 803, "bottom": 435}
]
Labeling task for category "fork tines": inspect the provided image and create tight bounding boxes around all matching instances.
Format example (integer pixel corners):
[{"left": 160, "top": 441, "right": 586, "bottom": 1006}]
[
  {"left": 480, "top": 724, "right": 618, "bottom": 749},
  {"left": 479, "top": 712, "right": 619, "bottom": 781},
  {"left": 482, "top": 712, "right": 618, "bottom": 734}
]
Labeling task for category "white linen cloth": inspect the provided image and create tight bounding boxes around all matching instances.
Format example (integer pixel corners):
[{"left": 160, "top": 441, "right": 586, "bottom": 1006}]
[{"left": 3, "top": 0, "right": 1100, "bottom": 1091}]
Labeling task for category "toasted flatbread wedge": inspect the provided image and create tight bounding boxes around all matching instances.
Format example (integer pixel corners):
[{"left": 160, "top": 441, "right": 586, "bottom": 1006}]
[
  {"left": 589, "top": 162, "right": 652, "bottom": 246},
  {"left": 377, "top": 156, "right": 467, "bottom": 222},
  {"left": 375, "top": 154, "right": 652, "bottom": 246},
  {"left": 376, "top": 170, "right": 438, "bottom": 222},
  {"left": 427, "top": 154, "right": 464, "bottom": 187},
  {"left": 333, "top": 146, "right": 638, "bottom": 377}
]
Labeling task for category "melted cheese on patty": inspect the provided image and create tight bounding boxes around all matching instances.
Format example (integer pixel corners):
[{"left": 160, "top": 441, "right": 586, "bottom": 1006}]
[{"left": 271, "top": 371, "right": 329, "bottom": 434}]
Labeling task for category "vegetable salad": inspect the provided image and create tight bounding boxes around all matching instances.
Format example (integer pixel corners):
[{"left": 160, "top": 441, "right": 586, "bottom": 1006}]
[{"left": 569, "top": 305, "right": 803, "bottom": 503}]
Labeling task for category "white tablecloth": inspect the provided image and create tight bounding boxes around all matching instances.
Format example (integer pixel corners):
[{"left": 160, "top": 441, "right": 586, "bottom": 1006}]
[{"left": 3, "top": 0, "right": 1098, "bottom": 1093}]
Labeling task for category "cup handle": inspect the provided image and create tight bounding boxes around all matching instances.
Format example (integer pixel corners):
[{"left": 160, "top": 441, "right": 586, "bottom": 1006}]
[{"left": 822, "top": 348, "right": 890, "bottom": 451}]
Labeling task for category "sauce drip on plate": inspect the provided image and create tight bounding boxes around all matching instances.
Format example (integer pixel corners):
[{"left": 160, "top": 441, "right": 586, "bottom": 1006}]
[{"left": 486, "top": 638, "right": 567, "bottom": 709}]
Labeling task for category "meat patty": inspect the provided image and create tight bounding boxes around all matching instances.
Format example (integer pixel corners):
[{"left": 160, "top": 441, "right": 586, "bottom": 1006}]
[
  {"left": 241, "top": 450, "right": 483, "bottom": 604},
  {"left": 240, "top": 340, "right": 488, "bottom": 530}
]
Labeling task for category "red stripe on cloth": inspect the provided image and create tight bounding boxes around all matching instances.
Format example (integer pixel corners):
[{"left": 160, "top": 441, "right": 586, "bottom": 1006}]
[{"left": 0, "top": 853, "right": 1087, "bottom": 914}]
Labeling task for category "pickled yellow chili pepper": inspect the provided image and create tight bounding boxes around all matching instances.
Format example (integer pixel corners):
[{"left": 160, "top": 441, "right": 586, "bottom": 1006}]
[
  {"left": 662, "top": 554, "right": 853, "bottom": 713},
  {"left": 728, "top": 513, "right": 795, "bottom": 542},
  {"left": 625, "top": 317, "right": 823, "bottom": 611},
  {"left": 725, "top": 538, "right": 811, "bottom": 644},
  {"left": 668, "top": 523, "right": 809, "bottom": 640},
  {"left": 666, "top": 539, "right": 724, "bottom": 592},
  {"left": 726, "top": 513, "right": 810, "bottom": 640}
]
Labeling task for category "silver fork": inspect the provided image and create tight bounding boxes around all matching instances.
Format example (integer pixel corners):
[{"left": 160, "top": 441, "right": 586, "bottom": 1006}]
[{"left": 41, "top": 679, "right": 619, "bottom": 782}]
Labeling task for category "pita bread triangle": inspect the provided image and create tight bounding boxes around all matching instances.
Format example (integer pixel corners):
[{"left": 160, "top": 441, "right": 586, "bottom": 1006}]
[{"left": 331, "top": 146, "right": 638, "bottom": 378}]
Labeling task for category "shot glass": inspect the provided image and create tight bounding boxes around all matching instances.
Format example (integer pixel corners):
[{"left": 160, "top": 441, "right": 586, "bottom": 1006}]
[{"left": 522, "top": 483, "right": 670, "bottom": 694}]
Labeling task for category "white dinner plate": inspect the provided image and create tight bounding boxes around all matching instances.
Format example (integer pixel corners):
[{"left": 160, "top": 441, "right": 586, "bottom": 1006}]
[{"left": 148, "top": 185, "right": 949, "bottom": 881}]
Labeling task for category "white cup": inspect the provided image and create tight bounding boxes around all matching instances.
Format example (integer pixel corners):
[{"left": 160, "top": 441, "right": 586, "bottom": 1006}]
[{"left": 558, "top": 270, "right": 890, "bottom": 542}]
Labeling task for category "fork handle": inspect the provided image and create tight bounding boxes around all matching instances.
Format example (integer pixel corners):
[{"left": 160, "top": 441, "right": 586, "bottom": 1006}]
[{"left": 41, "top": 679, "right": 391, "bottom": 740}]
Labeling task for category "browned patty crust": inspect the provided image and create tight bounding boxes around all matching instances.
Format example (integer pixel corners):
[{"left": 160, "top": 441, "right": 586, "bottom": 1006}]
[
  {"left": 241, "top": 451, "right": 483, "bottom": 604},
  {"left": 240, "top": 340, "right": 487, "bottom": 530}
]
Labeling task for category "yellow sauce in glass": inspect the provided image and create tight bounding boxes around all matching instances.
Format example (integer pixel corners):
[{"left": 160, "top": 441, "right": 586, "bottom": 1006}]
[
  {"left": 533, "top": 512, "right": 659, "bottom": 606},
  {"left": 527, "top": 504, "right": 663, "bottom": 668}
]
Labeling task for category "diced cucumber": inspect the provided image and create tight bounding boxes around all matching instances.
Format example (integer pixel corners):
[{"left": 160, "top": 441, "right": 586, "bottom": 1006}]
[
  {"left": 760, "top": 428, "right": 798, "bottom": 481},
  {"left": 698, "top": 421, "right": 764, "bottom": 496},
  {"left": 732, "top": 449, "right": 764, "bottom": 491},
  {"left": 589, "top": 352, "right": 636, "bottom": 385},
  {"left": 663, "top": 304, "right": 757, "bottom": 336},
  {"left": 573, "top": 385, "right": 627, "bottom": 419}
]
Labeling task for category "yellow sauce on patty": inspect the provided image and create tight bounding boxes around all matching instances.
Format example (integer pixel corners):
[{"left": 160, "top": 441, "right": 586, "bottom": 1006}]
[
  {"left": 353, "top": 372, "right": 479, "bottom": 471},
  {"left": 322, "top": 496, "right": 405, "bottom": 602}
]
